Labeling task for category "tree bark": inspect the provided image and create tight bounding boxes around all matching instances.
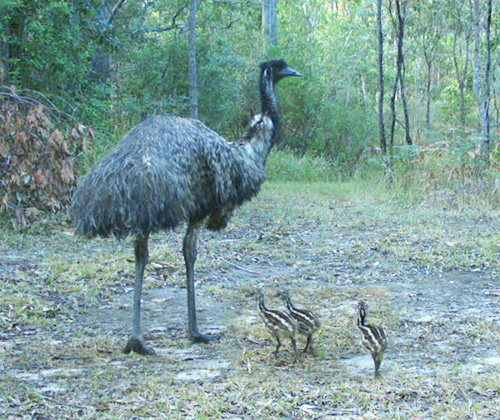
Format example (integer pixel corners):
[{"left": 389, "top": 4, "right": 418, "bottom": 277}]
[
  {"left": 397, "top": 0, "right": 411, "bottom": 146},
  {"left": 262, "top": 0, "right": 278, "bottom": 48},
  {"left": 377, "top": 0, "right": 386, "bottom": 154},
  {"left": 483, "top": 0, "right": 491, "bottom": 152},
  {"left": 471, "top": 0, "right": 491, "bottom": 160},
  {"left": 389, "top": 71, "right": 399, "bottom": 151},
  {"left": 90, "top": 0, "right": 128, "bottom": 84},
  {"left": 452, "top": 25, "right": 470, "bottom": 129},
  {"left": 389, "top": 0, "right": 411, "bottom": 148},
  {"left": 188, "top": 0, "right": 198, "bottom": 119},
  {"left": 424, "top": 49, "right": 432, "bottom": 137}
]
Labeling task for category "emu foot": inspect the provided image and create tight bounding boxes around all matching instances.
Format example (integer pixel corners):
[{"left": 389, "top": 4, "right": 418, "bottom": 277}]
[
  {"left": 189, "top": 331, "right": 220, "bottom": 344},
  {"left": 123, "top": 337, "right": 156, "bottom": 356},
  {"left": 303, "top": 347, "right": 317, "bottom": 356}
]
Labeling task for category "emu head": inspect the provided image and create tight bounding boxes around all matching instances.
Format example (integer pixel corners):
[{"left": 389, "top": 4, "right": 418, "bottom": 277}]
[
  {"left": 258, "top": 59, "right": 300, "bottom": 145},
  {"left": 257, "top": 290, "right": 266, "bottom": 308},
  {"left": 260, "top": 59, "right": 302, "bottom": 85},
  {"left": 275, "top": 287, "right": 290, "bottom": 301},
  {"left": 358, "top": 301, "right": 368, "bottom": 325}
]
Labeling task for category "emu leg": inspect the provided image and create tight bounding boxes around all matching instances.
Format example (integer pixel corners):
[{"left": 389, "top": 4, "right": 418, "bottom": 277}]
[
  {"left": 183, "top": 223, "right": 218, "bottom": 343},
  {"left": 291, "top": 337, "right": 298, "bottom": 364},
  {"left": 303, "top": 333, "right": 315, "bottom": 355},
  {"left": 123, "top": 234, "right": 155, "bottom": 355},
  {"left": 373, "top": 353, "right": 383, "bottom": 379},
  {"left": 273, "top": 334, "right": 281, "bottom": 357}
]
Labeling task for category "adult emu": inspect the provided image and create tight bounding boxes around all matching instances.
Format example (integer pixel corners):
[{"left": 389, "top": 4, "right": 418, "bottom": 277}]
[{"left": 71, "top": 60, "right": 301, "bottom": 355}]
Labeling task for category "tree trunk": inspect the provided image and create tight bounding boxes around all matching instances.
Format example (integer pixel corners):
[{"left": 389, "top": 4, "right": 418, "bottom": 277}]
[
  {"left": 452, "top": 28, "right": 470, "bottom": 129},
  {"left": 90, "top": 0, "right": 127, "bottom": 84},
  {"left": 483, "top": 0, "right": 491, "bottom": 154},
  {"left": 389, "top": 71, "right": 399, "bottom": 152},
  {"left": 397, "top": 0, "right": 411, "bottom": 145},
  {"left": 424, "top": 50, "right": 432, "bottom": 137},
  {"left": 471, "top": 0, "right": 491, "bottom": 160},
  {"left": 262, "top": 0, "right": 278, "bottom": 48},
  {"left": 188, "top": 0, "right": 198, "bottom": 119},
  {"left": 377, "top": 0, "right": 386, "bottom": 154},
  {"left": 389, "top": 0, "right": 411, "bottom": 148}
]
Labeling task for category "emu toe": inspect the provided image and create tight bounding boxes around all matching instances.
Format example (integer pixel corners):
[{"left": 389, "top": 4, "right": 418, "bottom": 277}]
[
  {"left": 123, "top": 338, "right": 156, "bottom": 356},
  {"left": 189, "top": 331, "right": 220, "bottom": 344}
]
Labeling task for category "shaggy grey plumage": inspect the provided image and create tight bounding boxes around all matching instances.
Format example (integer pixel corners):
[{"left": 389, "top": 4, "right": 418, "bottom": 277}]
[
  {"left": 71, "top": 60, "right": 301, "bottom": 355},
  {"left": 72, "top": 115, "right": 272, "bottom": 237}
]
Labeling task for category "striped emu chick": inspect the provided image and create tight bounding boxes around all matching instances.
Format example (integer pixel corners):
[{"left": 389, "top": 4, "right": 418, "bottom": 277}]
[
  {"left": 279, "top": 290, "right": 321, "bottom": 354},
  {"left": 357, "top": 301, "right": 388, "bottom": 378},
  {"left": 257, "top": 291, "right": 298, "bottom": 363}
]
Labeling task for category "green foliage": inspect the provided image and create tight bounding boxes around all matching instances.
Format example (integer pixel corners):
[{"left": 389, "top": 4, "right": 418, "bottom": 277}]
[
  {"left": 277, "top": 0, "right": 380, "bottom": 165},
  {"left": 1, "top": 1, "right": 93, "bottom": 101},
  {"left": 266, "top": 149, "right": 337, "bottom": 182}
]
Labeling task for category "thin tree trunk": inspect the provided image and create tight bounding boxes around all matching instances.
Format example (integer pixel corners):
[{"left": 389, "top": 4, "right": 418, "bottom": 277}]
[
  {"left": 396, "top": 0, "right": 411, "bottom": 145},
  {"left": 424, "top": 49, "right": 432, "bottom": 138},
  {"left": 389, "top": 71, "right": 399, "bottom": 151},
  {"left": 389, "top": 0, "right": 411, "bottom": 149},
  {"left": 377, "top": 0, "right": 386, "bottom": 154},
  {"left": 452, "top": 29, "right": 470, "bottom": 129},
  {"left": 472, "top": 0, "right": 484, "bottom": 133},
  {"left": 188, "top": 0, "right": 198, "bottom": 119},
  {"left": 400, "top": 68, "right": 412, "bottom": 146},
  {"left": 471, "top": 0, "right": 491, "bottom": 160},
  {"left": 91, "top": 0, "right": 127, "bottom": 84},
  {"left": 262, "top": 0, "right": 278, "bottom": 48},
  {"left": 483, "top": 0, "right": 491, "bottom": 153}
]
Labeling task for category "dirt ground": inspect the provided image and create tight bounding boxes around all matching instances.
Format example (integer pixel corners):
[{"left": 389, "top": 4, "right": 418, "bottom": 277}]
[{"left": 1, "top": 182, "right": 500, "bottom": 419}]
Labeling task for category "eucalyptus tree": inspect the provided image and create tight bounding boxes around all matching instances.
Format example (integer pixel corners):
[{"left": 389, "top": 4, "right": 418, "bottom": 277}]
[
  {"left": 470, "top": 0, "right": 492, "bottom": 160},
  {"left": 388, "top": 0, "right": 411, "bottom": 149},
  {"left": 377, "top": 0, "right": 386, "bottom": 153},
  {"left": 188, "top": 0, "right": 198, "bottom": 119},
  {"left": 262, "top": 0, "right": 278, "bottom": 48}
]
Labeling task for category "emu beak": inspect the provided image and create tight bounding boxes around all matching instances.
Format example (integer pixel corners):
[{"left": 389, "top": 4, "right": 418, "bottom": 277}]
[{"left": 278, "top": 66, "right": 302, "bottom": 78}]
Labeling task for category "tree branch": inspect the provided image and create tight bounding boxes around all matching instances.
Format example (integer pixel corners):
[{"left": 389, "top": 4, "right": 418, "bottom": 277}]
[
  {"left": 130, "top": 5, "right": 187, "bottom": 35},
  {"left": 0, "top": 86, "right": 80, "bottom": 124},
  {"left": 107, "top": 0, "right": 127, "bottom": 25},
  {"left": 206, "top": 0, "right": 260, "bottom": 5},
  {"left": 203, "top": 17, "right": 241, "bottom": 30}
]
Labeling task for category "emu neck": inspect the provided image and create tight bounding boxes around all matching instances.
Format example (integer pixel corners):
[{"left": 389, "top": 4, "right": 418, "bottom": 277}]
[
  {"left": 357, "top": 311, "right": 366, "bottom": 327},
  {"left": 260, "top": 75, "right": 279, "bottom": 143},
  {"left": 258, "top": 295, "right": 266, "bottom": 312}
]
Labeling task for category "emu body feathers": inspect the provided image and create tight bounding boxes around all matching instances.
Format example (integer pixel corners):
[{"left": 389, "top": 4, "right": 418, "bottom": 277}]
[{"left": 72, "top": 114, "right": 274, "bottom": 239}]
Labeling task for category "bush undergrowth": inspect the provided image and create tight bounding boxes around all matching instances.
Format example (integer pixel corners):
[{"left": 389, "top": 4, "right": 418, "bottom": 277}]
[
  {"left": 266, "top": 147, "right": 500, "bottom": 210},
  {"left": 266, "top": 148, "right": 338, "bottom": 182}
]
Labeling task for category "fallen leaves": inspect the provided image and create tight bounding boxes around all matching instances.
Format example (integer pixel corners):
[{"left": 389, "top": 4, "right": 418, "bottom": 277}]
[{"left": 0, "top": 95, "right": 92, "bottom": 224}]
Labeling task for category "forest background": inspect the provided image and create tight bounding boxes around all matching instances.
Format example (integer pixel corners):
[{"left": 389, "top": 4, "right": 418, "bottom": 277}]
[{"left": 0, "top": 0, "right": 498, "bottom": 221}]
